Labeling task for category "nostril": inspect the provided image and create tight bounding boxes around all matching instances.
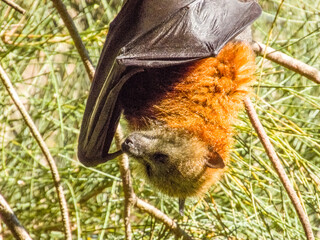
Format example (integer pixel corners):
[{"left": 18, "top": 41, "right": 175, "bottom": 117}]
[
  {"left": 124, "top": 138, "right": 133, "bottom": 146},
  {"left": 121, "top": 137, "right": 134, "bottom": 153}
]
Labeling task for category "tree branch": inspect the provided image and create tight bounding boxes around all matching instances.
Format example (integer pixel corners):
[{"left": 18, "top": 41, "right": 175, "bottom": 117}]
[
  {"left": 244, "top": 97, "right": 314, "bottom": 240},
  {"left": 115, "top": 127, "right": 133, "bottom": 240},
  {"left": 1, "top": 0, "right": 26, "bottom": 14},
  {"left": 0, "top": 193, "right": 32, "bottom": 240},
  {"left": 134, "top": 196, "right": 193, "bottom": 240},
  {"left": 252, "top": 41, "right": 320, "bottom": 84},
  {"left": 0, "top": 65, "right": 72, "bottom": 240},
  {"left": 50, "top": 0, "right": 95, "bottom": 80}
]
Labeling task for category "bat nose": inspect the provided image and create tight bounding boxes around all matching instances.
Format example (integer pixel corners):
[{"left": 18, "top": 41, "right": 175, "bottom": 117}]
[
  {"left": 121, "top": 137, "right": 134, "bottom": 153},
  {"left": 124, "top": 137, "right": 134, "bottom": 145},
  {"left": 121, "top": 132, "right": 152, "bottom": 157}
]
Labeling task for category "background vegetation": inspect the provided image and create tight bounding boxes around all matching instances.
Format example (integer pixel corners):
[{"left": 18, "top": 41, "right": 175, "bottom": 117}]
[{"left": 0, "top": 0, "right": 319, "bottom": 239}]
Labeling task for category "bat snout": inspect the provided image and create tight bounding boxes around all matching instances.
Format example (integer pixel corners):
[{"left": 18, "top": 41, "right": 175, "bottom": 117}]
[
  {"left": 121, "top": 133, "right": 151, "bottom": 157},
  {"left": 121, "top": 137, "right": 135, "bottom": 153}
]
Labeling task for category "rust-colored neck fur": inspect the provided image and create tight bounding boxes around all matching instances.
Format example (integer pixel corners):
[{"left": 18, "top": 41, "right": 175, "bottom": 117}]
[{"left": 120, "top": 41, "right": 256, "bottom": 162}]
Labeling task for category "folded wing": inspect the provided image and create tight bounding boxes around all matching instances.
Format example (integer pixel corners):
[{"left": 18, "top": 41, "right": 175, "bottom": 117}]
[{"left": 78, "top": 0, "right": 262, "bottom": 166}]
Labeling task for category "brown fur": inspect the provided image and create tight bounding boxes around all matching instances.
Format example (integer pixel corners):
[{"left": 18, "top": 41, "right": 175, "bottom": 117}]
[{"left": 120, "top": 41, "right": 256, "bottom": 198}]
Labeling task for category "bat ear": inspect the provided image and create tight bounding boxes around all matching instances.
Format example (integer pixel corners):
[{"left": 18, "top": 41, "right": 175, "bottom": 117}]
[{"left": 206, "top": 149, "right": 225, "bottom": 169}]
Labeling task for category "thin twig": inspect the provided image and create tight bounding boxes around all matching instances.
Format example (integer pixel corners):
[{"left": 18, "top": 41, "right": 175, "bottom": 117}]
[
  {"left": 115, "top": 127, "right": 133, "bottom": 240},
  {"left": 252, "top": 41, "right": 320, "bottom": 84},
  {"left": 1, "top": 0, "right": 26, "bottom": 14},
  {"left": 134, "top": 196, "right": 193, "bottom": 240},
  {"left": 244, "top": 97, "right": 314, "bottom": 240},
  {"left": 0, "top": 65, "right": 72, "bottom": 240},
  {"left": 0, "top": 193, "right": 32, "bottom": 240},
  {"left": 50, "top": 0, "right": 95, "bottom": 80}
]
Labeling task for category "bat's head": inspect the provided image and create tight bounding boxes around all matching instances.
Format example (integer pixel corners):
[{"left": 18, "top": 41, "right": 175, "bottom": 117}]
[{"left": 121, "top": 127, "right": 225, "bottom": 198}]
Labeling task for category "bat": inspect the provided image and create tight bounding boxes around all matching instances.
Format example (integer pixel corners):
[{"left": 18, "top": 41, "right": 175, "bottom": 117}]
[{"left": 78, "top": 0, "right": 262, "bottom": 167}]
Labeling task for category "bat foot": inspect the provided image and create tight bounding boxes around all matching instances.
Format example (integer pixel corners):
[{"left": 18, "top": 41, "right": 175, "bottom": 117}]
[{"left": 179, "top": 198, "right": 185, "bottom": 216}]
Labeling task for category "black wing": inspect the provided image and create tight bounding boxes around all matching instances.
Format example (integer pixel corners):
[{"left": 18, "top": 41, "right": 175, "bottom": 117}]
[
  {"left": 118, "top": 0, "right": 262, "bottom": 67},
  {"left": 78, "top": 0, "right": 262, "bottom": 167}
]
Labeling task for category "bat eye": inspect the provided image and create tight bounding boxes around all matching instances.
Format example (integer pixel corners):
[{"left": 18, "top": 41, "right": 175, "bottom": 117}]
[
  {"left": 152, "top": 152, "right": 169, "bottom": 164},
  {"left": 145, "top": 163, "right": 152, "bottom": 177}
]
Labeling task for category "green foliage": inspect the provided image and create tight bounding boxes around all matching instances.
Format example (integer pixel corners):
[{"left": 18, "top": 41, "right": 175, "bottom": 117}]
[{"left": 0, "top": 0, "right": 319, "bottom": 239}]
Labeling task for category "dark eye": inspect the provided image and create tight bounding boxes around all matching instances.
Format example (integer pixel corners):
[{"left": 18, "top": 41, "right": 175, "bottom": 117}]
[
  {"left": 145, "top": 163, "right": 152, "bottom": 177},
  {"left": 152, "top": 152, "right": 169, "bottom": 164}
]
